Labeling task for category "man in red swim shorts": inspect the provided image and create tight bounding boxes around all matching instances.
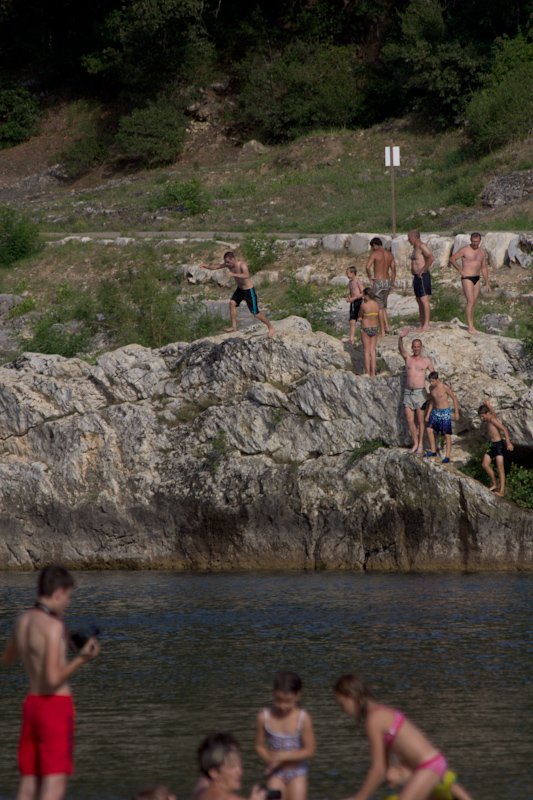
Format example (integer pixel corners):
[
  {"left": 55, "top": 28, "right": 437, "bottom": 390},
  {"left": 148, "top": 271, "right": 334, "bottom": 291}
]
[{"left": 1, "top": 565, "right": 100, "bottom": 800}]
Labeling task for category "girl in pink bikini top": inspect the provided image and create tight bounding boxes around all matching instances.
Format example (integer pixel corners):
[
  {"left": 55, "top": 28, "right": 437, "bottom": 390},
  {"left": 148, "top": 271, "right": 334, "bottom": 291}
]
[{"left": 334, "top": 674, "right": 449, "bottom": 800}]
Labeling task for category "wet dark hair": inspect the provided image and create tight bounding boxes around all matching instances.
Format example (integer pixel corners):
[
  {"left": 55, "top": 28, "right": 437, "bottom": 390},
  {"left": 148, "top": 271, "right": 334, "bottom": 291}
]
[
  {"left": 429, "top": 371, "right": 438, "bottom": 380},
  {"left": 370, "top": 237, "right": 382, "bottom": 247},
  {"left": 471, "top": 232, "right": 481, "bottom": 240},
  {"left": 38, "top": 565, "right": 75, "bottom": 598},
  {"left": 334, "top": 674, "right": 374, "bottom": 718},
  {"left": 197, "top": 733, "right": 240, "bottom": 777},
  {"left": 478, "top": 404, "right": 490, "bottom": 415},
  {"left": 132, "top": 785, "right": 170, "bottom": 800},
  {"left": 363, "top": 287, "right": 375, "bottom": 300},
  {"left": 347, "top": 266, "right": 357, "bottom": 275},
  {"left": 274, "top": 670, "right": 302, "bottom": 694},
  {"left": 223, "top": 251, "right": 235, "bottom": 260}
]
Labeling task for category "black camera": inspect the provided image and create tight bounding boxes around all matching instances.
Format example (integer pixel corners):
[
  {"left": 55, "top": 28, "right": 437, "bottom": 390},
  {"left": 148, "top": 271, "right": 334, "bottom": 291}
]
[
  {"left": 262, "top": 790, "right": 281, "bottom": 800},
  {"left": 69, "top": 625, "right": 100, "bottom": 651}
]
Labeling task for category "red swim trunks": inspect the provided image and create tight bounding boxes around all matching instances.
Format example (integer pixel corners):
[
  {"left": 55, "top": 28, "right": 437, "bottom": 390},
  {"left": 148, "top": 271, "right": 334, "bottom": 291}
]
[{"left": 18, "top": 695, "right": 75, "bottom": 776}]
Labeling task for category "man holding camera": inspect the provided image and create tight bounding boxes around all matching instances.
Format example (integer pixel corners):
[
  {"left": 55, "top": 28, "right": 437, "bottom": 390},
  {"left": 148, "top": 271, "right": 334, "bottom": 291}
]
[{"left": 1, "top": 564, "right": 100, "bottom": 800}]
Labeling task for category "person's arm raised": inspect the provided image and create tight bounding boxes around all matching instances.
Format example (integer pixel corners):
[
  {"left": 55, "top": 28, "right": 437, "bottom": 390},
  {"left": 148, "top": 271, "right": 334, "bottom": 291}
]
[
  {"left": 43, "top": 623, "right": 100, "bottom": 691},
  {"left": 398, "top": 329, "right": 410, "bottom": 359}
]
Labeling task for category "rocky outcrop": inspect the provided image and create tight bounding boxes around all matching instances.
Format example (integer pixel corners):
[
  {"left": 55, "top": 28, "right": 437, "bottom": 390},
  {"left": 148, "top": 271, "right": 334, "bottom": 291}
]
[
  {"left": 0, "top": 318, "right": 531, "bottom": 571},
  {"left": 481, "top": 170, "right": 533, "bottom": 208}
]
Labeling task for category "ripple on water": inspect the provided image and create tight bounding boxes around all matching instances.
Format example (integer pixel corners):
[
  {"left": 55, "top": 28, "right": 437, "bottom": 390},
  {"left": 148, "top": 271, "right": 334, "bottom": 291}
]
[{"left": 0, "top": 571, "right": 531, "bottom": 800}]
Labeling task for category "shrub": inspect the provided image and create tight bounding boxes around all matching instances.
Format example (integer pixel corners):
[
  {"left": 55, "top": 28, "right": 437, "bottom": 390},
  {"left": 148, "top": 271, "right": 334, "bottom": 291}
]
[
  {"left": 275, "top": 278, "right": 335, "bottom": 334},
  {"left": 431, "top": 286, "right": 464, "bottom": 322},
  {"left": 26, "top": 314, "right": 93, "bottom": 358},
  {"left": 241, "top": 231, "right": 279, "bottom": 273},
  {"left": 155, "top": 177, "right": 211, "bottom": 216},
  {"left": 0, "top": 205, "right": 42, "bottom": 267},
  {"left": 116, "top": 98, "right": 187, "bottom": 165},
  {"left": 0, "top": 84, "right": 40, "bottom": 148},
  {"left": 8, "top": 296, "right": 36, "bottom": 319},
  {"left": 506, "top": 463, "right": 533, "bottom": 509},
  {"left": 349, "top": 439, "right": 386, "bottom": 463},
  {"left": 238, "top": 42, "right": 363, "bottom": 141},
  {"left": 466, "top": 34, "right": 533, "bottom": 151},
  {"left": 60, "top": 121, "right": 108, "bottom": 178}
]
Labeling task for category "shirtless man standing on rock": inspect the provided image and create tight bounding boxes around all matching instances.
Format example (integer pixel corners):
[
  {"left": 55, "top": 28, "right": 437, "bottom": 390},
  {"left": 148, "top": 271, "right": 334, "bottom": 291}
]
[
  {"left": 365, "top": 237, "right": 396, "bottom": 337},
  {"left": 1, "top": 564, "right": 100, "bottom": 800},
  {"left": 399, "top": 329, "right": 435, "bottom": 454},
  {"left": 408, "top": 230, "right": 434, "bottom": 331},
  {"left": 449, "top": 232, "right": 491, "bottom": 335},
  {"left": 202, "top": 251, "right": 275, "bottom": 338}
]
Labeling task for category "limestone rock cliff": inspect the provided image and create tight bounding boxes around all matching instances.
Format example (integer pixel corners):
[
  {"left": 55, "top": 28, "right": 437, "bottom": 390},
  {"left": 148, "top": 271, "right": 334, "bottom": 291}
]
[{"left": 0, "top": 317, "right": 531, "bottom": 570}]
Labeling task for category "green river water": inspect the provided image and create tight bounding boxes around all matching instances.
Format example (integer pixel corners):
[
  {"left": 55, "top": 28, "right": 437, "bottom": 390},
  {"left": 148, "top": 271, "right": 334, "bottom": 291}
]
[{"left": 0, "top": 571, "right": 531, "bottom": 800}]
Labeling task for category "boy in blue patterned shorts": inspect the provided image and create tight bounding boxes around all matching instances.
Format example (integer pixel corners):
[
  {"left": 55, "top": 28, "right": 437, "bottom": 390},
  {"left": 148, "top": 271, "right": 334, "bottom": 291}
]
[{"left": 424, "top": 372, "right": 459, "bottom": 463}]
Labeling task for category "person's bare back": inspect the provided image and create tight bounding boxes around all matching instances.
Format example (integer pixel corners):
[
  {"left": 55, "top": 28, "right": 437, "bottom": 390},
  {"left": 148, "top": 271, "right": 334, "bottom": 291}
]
[
  {"left": 14, "top": 607, "right": 71, "bottom": 695},
  {"left": 368, "top": 248, "right": 394, "bottom": 281}
]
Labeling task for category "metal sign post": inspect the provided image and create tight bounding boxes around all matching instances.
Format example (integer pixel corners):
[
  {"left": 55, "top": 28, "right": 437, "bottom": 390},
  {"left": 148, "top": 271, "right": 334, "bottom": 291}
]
[{"left": 385, "top": 145, "right": 400, "bottom": 236}]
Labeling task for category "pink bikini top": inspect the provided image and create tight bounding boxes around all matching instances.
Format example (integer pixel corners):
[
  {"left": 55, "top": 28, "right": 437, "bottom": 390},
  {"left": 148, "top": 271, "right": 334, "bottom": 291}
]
[{"left": 367, "top": 705, "right": 406, "bottom": 748}]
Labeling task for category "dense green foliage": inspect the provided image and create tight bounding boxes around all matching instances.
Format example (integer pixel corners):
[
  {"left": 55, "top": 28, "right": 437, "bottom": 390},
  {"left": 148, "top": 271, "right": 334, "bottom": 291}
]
[
  {"left": 116, "top": 98, "right": 187, "bottom": 165},
  {"left": 0, "top": 83, "right": 40, "bottom": 147},
  {"left": 241, "top": 231, "right": 279, "bottom": 273},
  {"left": 0, "top": 206, "right": 42, "bottom": 267},
  {"left": 466, "top": 34, "right": 533, "bottom": 151},
  {"left": 1, "top": 0, "right": 533, "bottom": 147},
  {"left": 239, "top": 43, "right": 362, "bottom": 141},
  {"left": 25, "top": 252, "right": 226, "bottom": 357},
  {"left": 154, "top": 177, "right": 211, "bottom": 215}
]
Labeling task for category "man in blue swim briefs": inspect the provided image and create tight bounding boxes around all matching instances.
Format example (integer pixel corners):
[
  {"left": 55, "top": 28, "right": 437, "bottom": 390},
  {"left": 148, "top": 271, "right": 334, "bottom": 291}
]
[
  {"left": 399, "top": 330, "right": 435, "bottom": 454},
  {"left": 408, "top": 230, "right": 434, "bottom": 332},
  {"left": 423, "top": 371, "right": 460, "bottom": 463},
  {"left": 449, "top": 233, "right": 491, "bottom": 335},
  {"left": 201, "top": 252, "right": 275, "bottom": 338}
]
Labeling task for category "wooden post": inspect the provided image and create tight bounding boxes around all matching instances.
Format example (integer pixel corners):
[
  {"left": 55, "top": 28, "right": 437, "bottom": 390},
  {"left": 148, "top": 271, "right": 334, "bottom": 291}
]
[{"left": 391, "top": 141, "right": 396, "bottom": 237}]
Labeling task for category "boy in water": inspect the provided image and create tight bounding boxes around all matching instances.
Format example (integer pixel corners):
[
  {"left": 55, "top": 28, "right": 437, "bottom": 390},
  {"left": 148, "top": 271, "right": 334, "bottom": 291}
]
[
  {"left": 478, "top": 403, "right": 514, "bottom": 496},
  {"left": 424, "top": 371, "right": 460, "bottom": 463},
  {"left": 1, "top": 564, "right": 100, "bottom": 800},
  {"left": 344, "top": 266, "right": 365, "bottom": 345},
  {"left": 201, "top": 252, "right": 275, "bottom": 338}
]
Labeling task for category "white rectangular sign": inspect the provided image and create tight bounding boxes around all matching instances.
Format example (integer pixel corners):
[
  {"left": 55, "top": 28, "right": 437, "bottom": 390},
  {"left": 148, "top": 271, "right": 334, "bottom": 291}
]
[{"left": 385, "top": 146, "right": 401, "bottom": 167}]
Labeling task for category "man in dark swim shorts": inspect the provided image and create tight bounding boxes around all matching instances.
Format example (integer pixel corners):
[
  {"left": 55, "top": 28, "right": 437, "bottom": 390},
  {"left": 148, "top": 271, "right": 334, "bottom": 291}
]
[
  {"left": 202, "top": 252, "right": 275, "bottom": 338},
  {"left": 408, "top": 230, "right": 434, "bottom": 332},
  {"left": 478, "top": 402, "right": 514, "bottom": 497}
]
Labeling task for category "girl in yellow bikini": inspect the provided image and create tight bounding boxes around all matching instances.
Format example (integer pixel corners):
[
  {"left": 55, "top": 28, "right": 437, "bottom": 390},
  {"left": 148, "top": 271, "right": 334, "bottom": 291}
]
[{"left": 359, "top": 287, "right": 380, "bottom": 377}]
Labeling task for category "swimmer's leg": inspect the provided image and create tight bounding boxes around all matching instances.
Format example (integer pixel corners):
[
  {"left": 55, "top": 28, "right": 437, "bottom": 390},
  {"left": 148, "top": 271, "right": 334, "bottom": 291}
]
[
  {"left": 253, "top": 312, "right": 275, "bottom": 338},
  {"left": 225, "top": 299, "right": 238, "bottom": 332},
  {"left": 397, "top": 768, "right": 440, "bottom": 800},
  {"left": 266, "top": 774, "right": 287, "bottom": 800},
  {"left": 404, "top": 406, "right": 419, "bottom": 453},
  {"left": 494, "top": 454, "right": 506, "bottom": 496},
  {"left": 39, "top": 775, "right": 68, "bottom": 800},
  {"left": 444, "top": 433, "right": 452, "bottom": 460},
  {"left": 462, "top": 279, "right": 480, "bottom": 334},
  {"left": 415, "top": 407, "right": 426, "bottom": 453},
  {"left": 285, "top": 776, "right": 307, "bottom": 800},
  {"left": 16, "top": 776, "right": 39, "bottom": 800},
  {"left": 426, "top": 426, "right": 436, "bottom": 454},
  {"left": 481, "top": 453, "right": 497, "bottom": 491}
]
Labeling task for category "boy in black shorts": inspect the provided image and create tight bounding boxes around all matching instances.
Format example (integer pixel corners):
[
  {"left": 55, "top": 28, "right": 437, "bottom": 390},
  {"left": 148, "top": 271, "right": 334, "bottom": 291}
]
[
  {"left": 344, "top": 266, "right": 365, "bottom": 345},
  {"left": 478, "top": 403, "right": 514, "bottom": 496},
  {"left": 202, "top": 252, "right": 275, "bottom": 337}
]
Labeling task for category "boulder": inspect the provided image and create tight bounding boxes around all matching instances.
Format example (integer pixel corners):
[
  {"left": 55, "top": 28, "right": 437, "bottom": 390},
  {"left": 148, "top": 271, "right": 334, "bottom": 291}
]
[
  {"left": 508, "top": 234, "right": 533, "bottom": 269},
  {"left": 481, "top": 170, "right": 533, "bottom": 208},
  {"left": 0, "top": 321, "right": 530, "bottom": 570},
  {"left": 309, "top": 274, "right": 329, "bottom": 285},
  {"left": 241, "top": 140, "right": 270, "bottom": 156},
  {"left": 349, "top": 233, "right": 392, "bottom": 256},
  {"left": 480, "top": 314, "right": 513, "bottom": 335},
  {"left": 294, "top": 238, "right": 321, "bottom": 250},
  {"left": 330, "top": 276, "right": 349, "bottom": 286},
  {"left": 294, "top": 266, "right": 314, "bottom": 283},
  {"left": 390, "top": 235, "right": 411, "bottom": 271},
  {"left": 0, "top": 294, "right": 23, "bottom": 317},
  {"left": 322, "top": 234, "right": 350, "bottom": 252},
  {"left": 426, "top": 235, "right": 454, "bottom": 269},
  {"left": 252, "top": 270, "right": 279, "bottom": 286}
]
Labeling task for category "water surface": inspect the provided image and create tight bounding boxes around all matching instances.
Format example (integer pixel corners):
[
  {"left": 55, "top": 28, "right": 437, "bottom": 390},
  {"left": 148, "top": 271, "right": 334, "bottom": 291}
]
[{"left": 0, "top": 572, "right": 531, "bottom": 800}]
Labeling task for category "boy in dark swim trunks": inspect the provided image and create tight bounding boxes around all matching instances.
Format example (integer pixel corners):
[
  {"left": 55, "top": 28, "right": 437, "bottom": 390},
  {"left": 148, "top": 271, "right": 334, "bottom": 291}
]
[
  {"left": 344, "top": 267, "right": 365, "bottom": 345},
  {"left": 424, "top": 372, "right": 460, "bottom": 463},
  {"left": 201, "top": 252, "right": 275, "bottom": 338},
  {"left": 1, "top": 565, "right": 100, "bottom": 800},
  {"left": 478, "top": 404, "right": 514, "bottom": 496}
]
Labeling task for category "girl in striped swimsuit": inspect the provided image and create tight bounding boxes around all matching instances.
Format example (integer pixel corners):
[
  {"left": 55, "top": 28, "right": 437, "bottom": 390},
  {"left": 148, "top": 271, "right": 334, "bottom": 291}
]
[
  {"left": 334, "top": 674, "right": 449, "bottom": 800},
  {"left": 255, "top": 671, "right": 316, "bottom": 800}
]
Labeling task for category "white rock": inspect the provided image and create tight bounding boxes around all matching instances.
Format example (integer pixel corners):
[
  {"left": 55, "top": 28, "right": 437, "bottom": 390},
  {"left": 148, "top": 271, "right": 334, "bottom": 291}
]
[
  {"left": 330, "top": 276, "right": 350, "bottom": 286},
  {"left": 114, "top": 237, "right": 136, "bottom": 246},
  {"left": 309, "top": 274, "right": 329, "bottom": 285},
  {"left": 252, "top": 271, "right": 280, "bottom": 286},
  {"left": 426, "top": 235, "right": 454, "bottom": 268},
  {"left": 390, "top": 235, "right": 411, "bottom": 271},
  {"left": 294, "top": 266, "right": 314, "bottom": 283},
  {"left": 322, "top": 234, "right": 351, "bottom": 251},
  {"left": 294, "top": 238, "right": 321, "bottom": 250},
  {"left": 508, "top": 235, "right": 533, "bottom": 268},
  {"left": 349, "top": 233, "right": 392, "bottom": 255}
]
